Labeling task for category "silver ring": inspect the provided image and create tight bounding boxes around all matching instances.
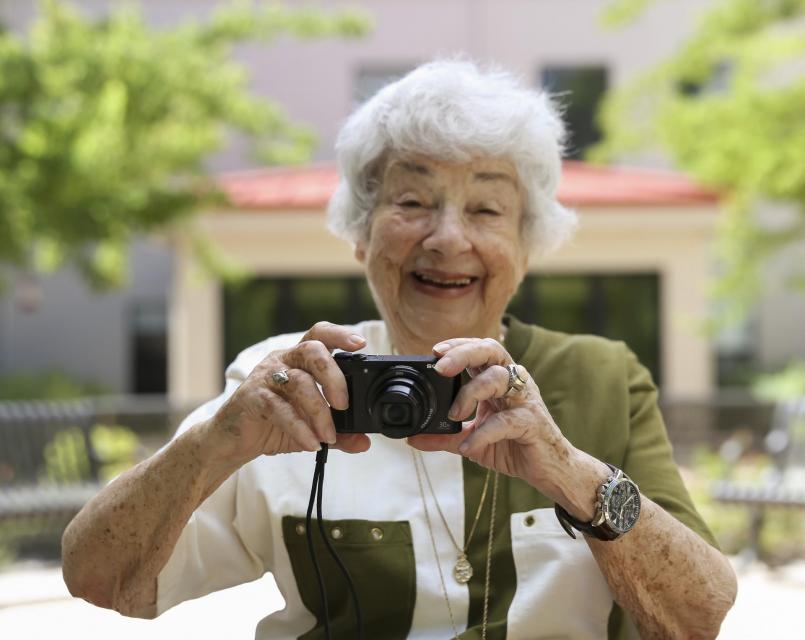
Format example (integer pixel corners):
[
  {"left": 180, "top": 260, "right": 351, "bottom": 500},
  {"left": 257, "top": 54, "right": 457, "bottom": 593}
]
[
  {"left": 504, "top": 364, "right": 528, "bottom": 398},
  {"left": 272, "top": 369, "right": 290, "bottom": 385}
]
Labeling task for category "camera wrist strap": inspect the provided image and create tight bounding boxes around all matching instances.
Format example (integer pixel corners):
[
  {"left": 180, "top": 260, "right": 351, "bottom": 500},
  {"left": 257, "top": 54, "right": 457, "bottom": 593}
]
[{"left": 305, "top": 443, "right": 365, "bottom": 640}]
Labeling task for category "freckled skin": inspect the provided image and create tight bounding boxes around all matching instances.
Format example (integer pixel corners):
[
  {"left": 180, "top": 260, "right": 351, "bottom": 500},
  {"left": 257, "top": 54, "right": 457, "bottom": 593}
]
[{"left": 61, "top": 321, "right": 371, "bottom": 618}]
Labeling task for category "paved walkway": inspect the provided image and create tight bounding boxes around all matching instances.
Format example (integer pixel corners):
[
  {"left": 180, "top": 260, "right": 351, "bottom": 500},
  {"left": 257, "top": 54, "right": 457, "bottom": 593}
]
[{"left": 0, "top": 558, "right": 803, "bottom": 638}]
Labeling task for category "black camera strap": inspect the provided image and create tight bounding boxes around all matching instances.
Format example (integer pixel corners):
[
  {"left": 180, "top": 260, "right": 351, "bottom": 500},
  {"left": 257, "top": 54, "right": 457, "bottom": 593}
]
[{"left": 305, "top": 444, "right": 365, "bottom": 640}]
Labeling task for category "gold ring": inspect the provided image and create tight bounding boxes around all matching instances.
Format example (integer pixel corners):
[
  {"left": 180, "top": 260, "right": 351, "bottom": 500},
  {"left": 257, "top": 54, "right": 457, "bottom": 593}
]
[{"left": 503, "top": 364, "right": 528, "bottom": 397}]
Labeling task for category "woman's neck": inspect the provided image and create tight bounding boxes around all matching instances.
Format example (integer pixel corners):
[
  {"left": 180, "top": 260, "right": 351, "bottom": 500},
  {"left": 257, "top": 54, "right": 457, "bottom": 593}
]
[{"left": 387, "top": 320, "right": 507, "bottom": 355}]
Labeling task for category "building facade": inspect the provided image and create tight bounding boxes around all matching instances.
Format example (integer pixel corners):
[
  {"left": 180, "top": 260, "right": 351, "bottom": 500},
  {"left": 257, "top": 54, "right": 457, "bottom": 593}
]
[{"left": 1, "top": 0, "right": 792, "bottom": 403}]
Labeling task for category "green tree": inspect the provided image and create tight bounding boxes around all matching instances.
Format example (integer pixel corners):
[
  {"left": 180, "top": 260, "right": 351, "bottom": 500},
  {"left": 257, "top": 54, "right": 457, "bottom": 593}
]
[
  {"left": 595, "top": 0, "right": 805, "bottom": 393},
  {"left": 0, "top": 0, "right": 369, "bottom": 288}
]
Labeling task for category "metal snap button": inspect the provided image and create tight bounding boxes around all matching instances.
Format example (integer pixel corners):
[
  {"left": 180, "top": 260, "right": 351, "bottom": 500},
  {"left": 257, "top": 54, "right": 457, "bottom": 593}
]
[
  {"left": 524, "top": 515, "right": 535, "bottom": 527},
  {"left": 331, "top": 526, "right": 344, "bottom": 540},
  {"left": 295, "top": 523, "right": 306, "bottom": 535},
  {"left": 370, "top": 527, "right": 384, "bottom": 541}
]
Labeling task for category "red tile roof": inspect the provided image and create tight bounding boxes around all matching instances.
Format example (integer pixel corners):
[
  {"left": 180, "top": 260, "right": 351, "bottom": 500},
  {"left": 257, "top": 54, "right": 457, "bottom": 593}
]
[{"left": 217, "top": 160, "right": 720, "bottom": 211}]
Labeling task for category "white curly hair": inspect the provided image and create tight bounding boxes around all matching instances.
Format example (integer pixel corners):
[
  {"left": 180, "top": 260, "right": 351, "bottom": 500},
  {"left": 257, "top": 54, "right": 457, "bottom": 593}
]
[{"left": 326, "top": 58, "right": 577, "bottom": 255}]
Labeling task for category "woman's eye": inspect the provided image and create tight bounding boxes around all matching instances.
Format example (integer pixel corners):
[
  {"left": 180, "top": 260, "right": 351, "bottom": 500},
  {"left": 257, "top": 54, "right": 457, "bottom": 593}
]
[
  {"left": 476, "top": 207, "right": 500, "bottom": 216},
  {"left": 399, "top": 200, "right": 424, "bottom": 208}
]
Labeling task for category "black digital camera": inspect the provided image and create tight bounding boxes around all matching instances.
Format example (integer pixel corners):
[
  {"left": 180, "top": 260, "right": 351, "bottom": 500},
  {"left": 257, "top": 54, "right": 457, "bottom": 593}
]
[{"left": 331, "top": 353, "right": 463, "bottom": 439}]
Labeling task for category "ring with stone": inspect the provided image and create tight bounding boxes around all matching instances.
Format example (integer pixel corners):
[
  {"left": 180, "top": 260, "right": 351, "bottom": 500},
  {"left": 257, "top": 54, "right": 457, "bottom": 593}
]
[
  {"left": 272, "top": 369, "right": 291, "bottom": 385},
  {"left": 503, "top": 364, "right": 529, "bottom": 397}
]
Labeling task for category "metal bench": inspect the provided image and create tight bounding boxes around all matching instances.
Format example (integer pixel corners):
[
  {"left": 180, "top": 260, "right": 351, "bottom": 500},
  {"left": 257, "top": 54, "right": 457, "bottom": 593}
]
[
  {"left": 0, "top": 399, "right": 103, "bottom": 555},
  {"left": 711, "top": 396, "right": 805, "bottom": 560}
]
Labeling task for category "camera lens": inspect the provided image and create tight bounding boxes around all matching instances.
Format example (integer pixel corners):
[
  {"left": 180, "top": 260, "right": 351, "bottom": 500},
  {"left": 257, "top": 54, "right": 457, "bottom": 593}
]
[
  {"left": 381, "top": 402, "right": 411, "bottom": 426},
  {"left": 368, "top": 365, "right": 437, "bottom": 438}
]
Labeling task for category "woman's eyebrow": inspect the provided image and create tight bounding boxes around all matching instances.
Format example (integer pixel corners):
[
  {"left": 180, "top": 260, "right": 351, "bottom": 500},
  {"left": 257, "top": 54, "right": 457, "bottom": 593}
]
[
  {"left": 473, "top": 171, "right": 517, "bottom": 185},
  {"left": 393, "top": 160, "right": 433, "bottom": 177}
]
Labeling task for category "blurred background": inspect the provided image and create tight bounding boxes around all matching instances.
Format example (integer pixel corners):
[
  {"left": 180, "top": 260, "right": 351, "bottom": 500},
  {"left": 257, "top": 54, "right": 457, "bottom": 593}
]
[{"left": 1, "top": 0, "right": 804, "bottom": 637}]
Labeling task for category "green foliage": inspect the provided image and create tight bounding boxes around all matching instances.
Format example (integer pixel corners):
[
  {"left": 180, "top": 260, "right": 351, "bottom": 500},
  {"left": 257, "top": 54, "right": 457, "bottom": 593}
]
[
  {"left": 43, "top": 424, "right": 141, "bottom": 483},
  {"left": 596, "top": 0, "right": 805, "bottom": 330},
  {"left": 753, "top": 362, "right": 805, "bottom": 401},
  {"left": 0, "top": 370, "right": 107, "bottom": 399},
  {"left": 0, "top": 0, "right": 370, "bottom": 289},
  {"left": 599, "top": 0, "right": 657, "bottom": 27}
]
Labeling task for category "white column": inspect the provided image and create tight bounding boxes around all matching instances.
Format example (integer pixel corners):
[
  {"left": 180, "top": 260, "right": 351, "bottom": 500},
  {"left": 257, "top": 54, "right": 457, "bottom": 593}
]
[{"left": 168, "top": 238, "right": 223, "bottom": 404}]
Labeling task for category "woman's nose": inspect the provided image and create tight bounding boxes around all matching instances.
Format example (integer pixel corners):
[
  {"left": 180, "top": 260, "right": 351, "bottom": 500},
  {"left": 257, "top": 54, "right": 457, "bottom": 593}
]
[{"left": 421, "top": 206, "right": 472, "bottom": 257}]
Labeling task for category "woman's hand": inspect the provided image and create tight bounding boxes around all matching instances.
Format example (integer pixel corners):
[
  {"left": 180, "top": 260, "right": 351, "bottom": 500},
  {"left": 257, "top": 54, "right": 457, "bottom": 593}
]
[
  {"left": 206, "top": 321, "right": 372, "bottom": 467},
  {"left": 408, "top": 337, "right": 603, "bottom": 507}
]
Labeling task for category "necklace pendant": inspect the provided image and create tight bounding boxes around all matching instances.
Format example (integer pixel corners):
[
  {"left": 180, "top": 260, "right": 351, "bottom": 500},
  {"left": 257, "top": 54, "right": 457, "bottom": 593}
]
[{"left": 453, "top": 554, "right": 474, "bottom": 584}]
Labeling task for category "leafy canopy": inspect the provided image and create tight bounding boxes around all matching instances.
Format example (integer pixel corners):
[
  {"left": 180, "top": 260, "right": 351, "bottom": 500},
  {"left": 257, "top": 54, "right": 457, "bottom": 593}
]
[
  {"left": 0, "top": 0, "right": 369, "bottom": 288},
  {"left": 595, "top": 0, "right": 805, "bottom": 331}
]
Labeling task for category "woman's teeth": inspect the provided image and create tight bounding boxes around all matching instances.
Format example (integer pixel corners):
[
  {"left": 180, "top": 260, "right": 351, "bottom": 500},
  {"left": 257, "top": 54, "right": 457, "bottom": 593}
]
[{"left": 413, "top": 272, "right": 475, "bottom": 288}]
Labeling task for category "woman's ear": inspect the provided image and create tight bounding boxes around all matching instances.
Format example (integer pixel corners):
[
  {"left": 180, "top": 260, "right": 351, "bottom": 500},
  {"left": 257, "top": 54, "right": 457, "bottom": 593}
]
[{"left": 354, "top": 240, "right": 366, "bottom": 264}]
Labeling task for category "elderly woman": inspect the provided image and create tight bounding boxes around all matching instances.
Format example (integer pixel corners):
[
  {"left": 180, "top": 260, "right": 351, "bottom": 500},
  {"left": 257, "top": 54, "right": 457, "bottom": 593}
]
[{"left": 63, "top": 60, "right": 736, "bottom": 639}]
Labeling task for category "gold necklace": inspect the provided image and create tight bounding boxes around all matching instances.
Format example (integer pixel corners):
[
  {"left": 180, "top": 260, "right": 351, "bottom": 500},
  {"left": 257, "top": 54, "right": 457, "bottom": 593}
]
[
  {"left": 419, "top": 453, "right": 491, "bottom": 584},
  {"left": 412, "top": 450, "right": 499, "bottom": 640}
]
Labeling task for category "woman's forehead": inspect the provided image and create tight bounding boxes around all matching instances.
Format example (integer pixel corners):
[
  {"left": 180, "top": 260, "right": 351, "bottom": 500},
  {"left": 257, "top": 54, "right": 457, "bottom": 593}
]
[{"left": 382, "top": 153, "right": 520, "bottom": 190}]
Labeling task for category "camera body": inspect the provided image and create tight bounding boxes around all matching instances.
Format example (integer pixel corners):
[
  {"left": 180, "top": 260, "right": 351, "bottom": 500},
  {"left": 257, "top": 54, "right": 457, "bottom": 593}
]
[{"left": 331, "top": 352, "right": 462, "bottom": 439}]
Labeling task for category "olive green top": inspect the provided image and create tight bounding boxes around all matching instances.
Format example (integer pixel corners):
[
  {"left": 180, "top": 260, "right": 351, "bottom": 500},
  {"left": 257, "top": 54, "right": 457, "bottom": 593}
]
[{"left": 459, "top": 315, "right": 717, "bottom": 639}]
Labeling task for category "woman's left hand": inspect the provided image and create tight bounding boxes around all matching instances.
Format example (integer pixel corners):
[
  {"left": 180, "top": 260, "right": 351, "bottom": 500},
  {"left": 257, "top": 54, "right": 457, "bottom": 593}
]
[{"left": 407, "top": 337, "right": 579, "bottom": 499}]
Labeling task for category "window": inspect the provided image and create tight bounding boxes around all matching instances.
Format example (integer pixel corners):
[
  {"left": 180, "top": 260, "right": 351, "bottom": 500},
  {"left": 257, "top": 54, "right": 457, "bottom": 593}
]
[
  {"left": 540, "top": 65, "right": 608, "bottom": 160},
  {"left": 353, "top": 66, "right": 414, "bottom": 104},
  {"left": 130, "top": 300, "right": 167, "bottom": 394},
  {"left": 507, "top": 273, "right": 661, "bottom": 384},
  {"left": 223, "top": 277, "right": 379, "bottom": 366},
  {"left": 715, "top": 315, "right": 757, "bottom": 387},
  {"left": 224, "top": 273, "right": 661, "bottom": 386}
]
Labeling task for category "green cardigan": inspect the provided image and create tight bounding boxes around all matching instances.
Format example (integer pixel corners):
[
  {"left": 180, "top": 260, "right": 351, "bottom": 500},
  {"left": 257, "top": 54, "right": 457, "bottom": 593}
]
[{"left": 458, "top": 315, "right": 717, "bottom": 639}]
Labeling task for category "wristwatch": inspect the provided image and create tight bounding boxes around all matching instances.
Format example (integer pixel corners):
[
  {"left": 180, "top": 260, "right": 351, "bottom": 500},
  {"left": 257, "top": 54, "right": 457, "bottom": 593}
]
[{"left": 554, "top": 463, "right": 641, "bottom": 541}]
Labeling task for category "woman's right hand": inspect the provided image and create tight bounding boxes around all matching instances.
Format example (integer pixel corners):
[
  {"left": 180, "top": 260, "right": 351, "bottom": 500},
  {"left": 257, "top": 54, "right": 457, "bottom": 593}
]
[{"left": 203, "top": 321, "right": 371, "bottom": 466}]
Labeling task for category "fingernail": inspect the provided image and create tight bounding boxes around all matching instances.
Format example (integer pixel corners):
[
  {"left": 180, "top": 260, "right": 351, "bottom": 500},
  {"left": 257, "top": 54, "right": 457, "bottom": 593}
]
[
  {"left": 433, "top": 342, "right": 450, "bottom": 354},
  {"left": 458, "top": 442, "right": 470, "bottom": 454},
  {"left": 349, "top": 334, "right": 366, "bottom": 345},
  {"left": 448, "top": 406, "right": 460, "bottom": 420},
  {"left": 434, "top": 355, "right": 452, "bottom": 373}
]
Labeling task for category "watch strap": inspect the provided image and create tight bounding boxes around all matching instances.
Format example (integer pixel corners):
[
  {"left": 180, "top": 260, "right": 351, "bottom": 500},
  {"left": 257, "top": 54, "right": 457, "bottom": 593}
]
[
  {"left": 554, "top": 503, "right": 620, "bottom": 541},
  {"left": 554, "top": 462, "right": 622, "bottom": 541}
]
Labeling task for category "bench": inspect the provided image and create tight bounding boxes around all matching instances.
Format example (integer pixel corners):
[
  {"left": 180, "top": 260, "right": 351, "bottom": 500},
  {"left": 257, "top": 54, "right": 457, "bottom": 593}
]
[
  {"left": 711, "top": 396, "right": 805, "bottom": 560},
  {"left": 0, "top": 399, "right": 103, "bottom": 555}
]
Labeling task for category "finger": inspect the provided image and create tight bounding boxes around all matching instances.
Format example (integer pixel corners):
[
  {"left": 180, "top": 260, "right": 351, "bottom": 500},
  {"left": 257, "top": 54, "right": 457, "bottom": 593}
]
[
  {"left": 269, "top": 368, "right": 337, "bottom": 444},
  {"left": 331, "top": 433, "right": 372, "bottom": 454},
  {"left": 264, "top": 393, "right": 322, "bottom": 452},
  {"left": 458, "top": 412, "right": 526, "bottom": 458},
  {"left": 432, "top": 337, "right": 476, "bottom": 355},
  {"left": 301, "top": 320, "right": 366, "bottom": 353},
  {"left": 407, "top": 424, "right": 476, "bottom": 456},
  {"left": 283, "top": 340, "right": 349, "bottom": 410},
  {"left": 434, "top": 338, "right": 510, "bottom": 377},
  {"left": 449, "top": 365, "right": 510, "bottom": 421}
]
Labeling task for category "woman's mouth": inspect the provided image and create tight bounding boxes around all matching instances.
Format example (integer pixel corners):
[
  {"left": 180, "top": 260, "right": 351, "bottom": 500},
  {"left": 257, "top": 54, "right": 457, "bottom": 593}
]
[{"left": 411, "top": 271, "right": 479, "bottom": 292}]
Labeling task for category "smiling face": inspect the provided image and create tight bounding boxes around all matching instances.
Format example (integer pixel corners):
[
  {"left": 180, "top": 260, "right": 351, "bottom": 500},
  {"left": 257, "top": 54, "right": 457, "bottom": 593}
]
[{"left": 354, "top": 153, "right": 530, "bottom": 354}]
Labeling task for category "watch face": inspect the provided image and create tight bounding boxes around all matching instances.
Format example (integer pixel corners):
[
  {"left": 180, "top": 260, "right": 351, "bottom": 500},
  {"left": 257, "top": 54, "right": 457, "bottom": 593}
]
[{"left": 604, "top": 479, "right": 641, "bottom": 534}]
